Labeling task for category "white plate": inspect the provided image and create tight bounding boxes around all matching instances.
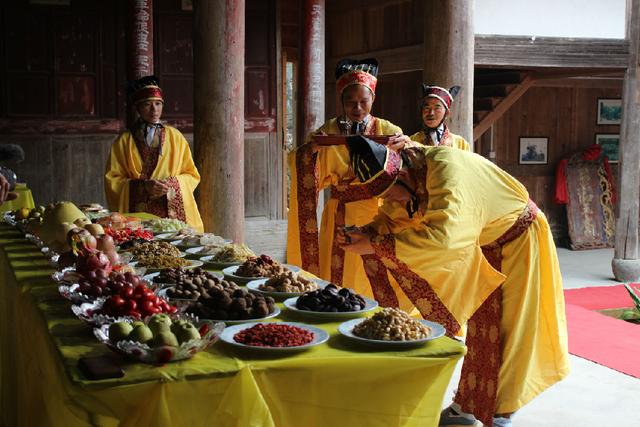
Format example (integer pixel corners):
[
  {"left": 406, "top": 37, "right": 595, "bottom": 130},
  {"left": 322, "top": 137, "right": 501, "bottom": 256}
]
[
  {"left": 246, "top": 278, "right": 325, "bottom": 299},
  {"left": 184, "top": 246, "right": 206, "bottom": 257},
  {"left": 130, "top": 259, "right": 204, "bottom": 273},
  {"left": 283, "top": 296, "right": 379, "bottom": 320},
  {"left": 200, "top": 256, "right": 242, "bottom": 270},
  {"left": 338, "top": 318, "right": 446, "bottom": 348},
  {"left": 200, "top": 305, "right": 281, "bottom": 325},
  {"left": 154, "top": 233, "right": 185, "bottom": 241},
  {"left": 219, "top": 321, "right": 329, "bottom": 352},
  {"left": 221, "top": 264, "right": 301, "bottom": 284},
  {"left": 143, "top": 270, "right": 223, "bottom": 288}
]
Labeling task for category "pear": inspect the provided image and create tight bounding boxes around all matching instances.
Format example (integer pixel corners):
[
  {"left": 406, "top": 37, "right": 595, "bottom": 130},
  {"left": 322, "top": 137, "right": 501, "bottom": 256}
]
[
  {"left": 128, "top": 324, "right": 154, "bottom": 344},
  {"left": 109, "top": 322, "right": 133, "bottom": 342},
  {"left": 148, "top": 314, "right": 173, "bottom": 335},
  {"left": 176, "top": 324, "right": 201, "bottom": 344},
  {"left": 152, "top": 331, "right": 179, "bottom": 347},
  {"left": 131, "top": 321, "right": 145, "bottom": 329},
  {"left": 170, "top": 319, "right": 191, "bottom": 334}
]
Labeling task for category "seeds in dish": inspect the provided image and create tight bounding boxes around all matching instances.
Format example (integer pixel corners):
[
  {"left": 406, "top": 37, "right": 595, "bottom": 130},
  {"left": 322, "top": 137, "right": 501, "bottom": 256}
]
[
  {"left": 135, "top": 254, "right": 190, "bottom": 269},
  {"left": 235, "top": 254, "right": 287, "bottom": 278},
  {"left": 129, "top": 241, "right": 181, "bottom": 259},
  {"left": 352, "top": 307, "right": 431, "bottom": 341},
  {"left": 259, "top": 271, "right": 318, "bottom": 293},
  {"left": 202, "top": 243, "right": 255, "bottom": 261},
  {"left": 233, "top": 323, "right": 314, "bottom": 347}
]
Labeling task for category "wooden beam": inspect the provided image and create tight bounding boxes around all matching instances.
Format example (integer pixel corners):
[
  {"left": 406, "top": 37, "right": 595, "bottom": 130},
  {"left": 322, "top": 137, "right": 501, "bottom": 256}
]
[
  {"left": 532, "top": 77, "right": 623, "bottom": 89},
  {"left": 327, "top": 36, "right": 629, "bottom": 77},
  {"left": 473, "top": 74, "right": 534, "bottom": 142}
]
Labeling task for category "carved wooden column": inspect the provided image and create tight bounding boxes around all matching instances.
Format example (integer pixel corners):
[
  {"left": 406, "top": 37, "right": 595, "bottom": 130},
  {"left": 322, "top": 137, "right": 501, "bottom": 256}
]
[
  {"left": 423, "top": 0, "right": 474, "bottom": 145},
  {"left": 297, "top": 0, "right": 325, "bottom": 146},
  {"left": 613, "top": 0, "right": 640, "bottom": 281},
  {"left": 193, "top": 0, "right": 245, "bottom": 242},
  {"left": 126, "top": 0, "right": 154, "bottom": 127}
]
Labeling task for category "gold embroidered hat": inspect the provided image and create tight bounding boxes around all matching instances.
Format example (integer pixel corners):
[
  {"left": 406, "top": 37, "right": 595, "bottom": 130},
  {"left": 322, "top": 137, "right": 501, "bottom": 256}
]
[
  {"left": 421, "top": 84, "right": 461, "bottom": 110},
  {"left": 128, "top": 75, "right": 164, "bottom": 105},
  {"left": 336, "top": 58, "right": 379, "bottom": 96}
]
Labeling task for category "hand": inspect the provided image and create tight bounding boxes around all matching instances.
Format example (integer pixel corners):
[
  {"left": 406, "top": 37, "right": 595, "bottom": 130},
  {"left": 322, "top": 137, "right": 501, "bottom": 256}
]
[
  {"left": 387, "top": 133, "right": 411, "bottom": 152},
  {"left": 340, "top": 229, "right": 374, "bottom": 255},
  {"left": 144, "top": 179, "right": 170, "bottom": 199},
  {"left": 0, "top": 174, "right": 18, "bottom": 204}
]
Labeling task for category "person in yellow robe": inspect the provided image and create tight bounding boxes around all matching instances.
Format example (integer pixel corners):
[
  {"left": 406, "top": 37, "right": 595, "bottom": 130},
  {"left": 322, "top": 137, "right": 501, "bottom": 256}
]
[
  {"left": 340, "top": 136, "right": 569, "bottom": 427},
  {"left": 410, "top": 84, "right": 470, "bottom": 151},
  {"left": 105, "top": 76, "right": 204, "bottom": 232},
  {"left": 286, "top": 58, "right": 416, "bottom": 310}
]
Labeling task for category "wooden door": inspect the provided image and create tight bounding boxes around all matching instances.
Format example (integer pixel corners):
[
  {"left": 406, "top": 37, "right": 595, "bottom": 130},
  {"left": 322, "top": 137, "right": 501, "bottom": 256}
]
[{"left": 245, "top": 0, "right": 284, "bottom": 219}]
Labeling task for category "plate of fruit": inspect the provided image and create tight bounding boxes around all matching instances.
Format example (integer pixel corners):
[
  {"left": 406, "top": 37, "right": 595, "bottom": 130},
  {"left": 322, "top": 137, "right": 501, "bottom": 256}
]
[
  {"left": 94, "top": 313, "right": 225, "bottom": 364},
  {"left": 58, "top": 270, "right": 157, "bottom": 304},
  {"left": 283, "top": 283, "right": 378, "bottom": 320},
  {"left": 71, "top": 283, "right": 178, "bottom": 326}
]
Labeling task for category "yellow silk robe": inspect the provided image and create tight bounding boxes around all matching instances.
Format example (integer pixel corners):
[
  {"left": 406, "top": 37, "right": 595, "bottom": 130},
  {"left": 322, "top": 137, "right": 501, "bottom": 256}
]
[
  {"left": 287, "top": 117, "right": 417, "bottom": 310},
  {"left": 105, "top": 126, "right": 204, "bottom": 232},
  {"left": 372, "top": 147, "right": 569, "bottom": 413},
  {"left": 409, "top": 129, "right": 471, "bottom": 151}
]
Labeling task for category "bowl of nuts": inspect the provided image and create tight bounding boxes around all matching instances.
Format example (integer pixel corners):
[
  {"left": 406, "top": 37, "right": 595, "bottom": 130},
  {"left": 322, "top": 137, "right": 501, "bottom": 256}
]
[
  {"left": 338, "top": 307, "right": 445, "bottom": 348},
  {"left": 246, "top": 271, "right": 323, "bottom": 299},
  {"left": 222, "top": 255, "right": 300, "bottom": 284}
]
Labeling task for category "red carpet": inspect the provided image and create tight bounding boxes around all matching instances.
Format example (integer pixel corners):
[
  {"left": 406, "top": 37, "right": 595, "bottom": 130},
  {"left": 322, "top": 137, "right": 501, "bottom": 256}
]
[{"left": 564, "top": 285, "right": 640, "bottom": 378}]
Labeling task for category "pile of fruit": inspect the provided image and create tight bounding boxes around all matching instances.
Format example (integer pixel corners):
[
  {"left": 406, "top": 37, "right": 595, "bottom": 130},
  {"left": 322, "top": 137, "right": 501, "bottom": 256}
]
[
  {"left": 235, "top": 255, "right": 288, "bottom": 278},
  {"left": 77, "top": 270, "right": 149, "bottom": 299},
  {"left": 128, "top": 241, "right": 181, "bottom": 259},
  {"left": 352, "top": 308, "right": 431, "bottom": 341},
  {"left": 157, "top": 267, "right": 228, "bottom": 298},
  {"left": 108, "top": 314, "right": 201, "bottom": 346},
  {"left": 203, "top": 243, "right": 255, "bottom": 262},
  {"left": 259, "top": 271, "right": 318, "bottom": 293},
  {"left": 104, "top": 226, "right": 153, "bottom": 246},
  {"left": 98, "top": 284, "right": 177, "bottom": 319},
  {"left": 145, "top": 218, "right": 189, "bottom": 233},
  {"left": 233, "top": 323, "right": 314, "bottom": 347},
  {"left": 296, "top": 284, "right": 366, "bottom": 312}
]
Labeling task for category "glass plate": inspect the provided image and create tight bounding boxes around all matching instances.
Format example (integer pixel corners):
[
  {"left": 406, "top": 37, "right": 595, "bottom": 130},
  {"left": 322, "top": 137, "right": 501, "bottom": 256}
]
[
  {"left": 338, "top": 318, "right": 446, "bottom": 348},
  {"left": 219, "top": 321, "right": 329, "bottom": 352},
  {"left": 283, "top": 296, "right": 379, "bottom": 320}
]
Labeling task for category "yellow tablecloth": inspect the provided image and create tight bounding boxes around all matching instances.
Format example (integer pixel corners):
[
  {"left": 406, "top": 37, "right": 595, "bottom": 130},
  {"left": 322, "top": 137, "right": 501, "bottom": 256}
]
[
  {"left": 0, "top": 223, "right": 465, "bottom": 427},
  {"left": 0, "top": 183, "right": 35, "bottom": 212}
]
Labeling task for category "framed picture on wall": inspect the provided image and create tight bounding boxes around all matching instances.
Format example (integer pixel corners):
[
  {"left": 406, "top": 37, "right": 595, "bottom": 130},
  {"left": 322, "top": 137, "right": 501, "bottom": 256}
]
[
  {"left": 597, "top": 98, "right": 622, "bottom": 125},
  {"left": 595, "top": 134, "right": 620, "bottom": 163},
  {"left": 519, "top": 137, "right": 548, "bottom": 165}
]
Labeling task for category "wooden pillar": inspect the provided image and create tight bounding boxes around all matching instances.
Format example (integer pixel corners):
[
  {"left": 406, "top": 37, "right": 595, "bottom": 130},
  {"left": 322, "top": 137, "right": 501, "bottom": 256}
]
[
  {"left": 193, "top": 0, "right": 245, "bottom": 242},
  {"left": 423, "top": 0, "right": 474, "bottom": 145},
  {"left": 613, "top": 0, "right": 640, "bottom": 281},
  {"left": 126, "top": 0, "right": 154, "bottom": 128},
  {"left": 297, "top": 0, "right": 325, "bottom": 146}
]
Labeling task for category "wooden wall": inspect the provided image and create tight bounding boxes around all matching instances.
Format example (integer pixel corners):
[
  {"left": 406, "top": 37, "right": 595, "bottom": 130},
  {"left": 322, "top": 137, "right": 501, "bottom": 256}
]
[{"left": 491, "top": 83, "right": 623, "bottom": 241}]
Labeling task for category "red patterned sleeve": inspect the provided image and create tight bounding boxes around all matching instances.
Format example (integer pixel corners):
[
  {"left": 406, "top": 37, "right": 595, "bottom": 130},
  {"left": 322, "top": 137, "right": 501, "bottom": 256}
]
[{"left": 368, "top": 231, "right": 461, "bottom": 336}]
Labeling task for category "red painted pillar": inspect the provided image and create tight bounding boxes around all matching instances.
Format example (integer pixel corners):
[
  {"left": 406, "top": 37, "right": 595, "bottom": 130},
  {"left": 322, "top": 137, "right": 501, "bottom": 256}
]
[
  {"left": 193, "top": 0, "right": 245, "bottom": 241},
  {"left": 297, "top": 0, "right": 325, "bottom": 145},
  {"left": 126, "top": 0, "right": 154, "bottom": 127}
]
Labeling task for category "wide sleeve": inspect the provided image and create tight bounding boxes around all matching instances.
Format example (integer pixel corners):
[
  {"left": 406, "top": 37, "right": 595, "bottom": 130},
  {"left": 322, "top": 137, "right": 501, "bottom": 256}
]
[
  {"left": 369, "top": 158, "right": 505, "bottom": 326},
  {"left": 104, "top": 134, "right": 136, "bottom": 213},
  {"left": 171, "top": 132, "right": 201, "bottom": 194}
]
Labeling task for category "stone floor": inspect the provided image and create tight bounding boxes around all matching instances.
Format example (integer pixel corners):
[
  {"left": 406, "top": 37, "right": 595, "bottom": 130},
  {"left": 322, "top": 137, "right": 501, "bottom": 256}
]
[{"left": 441, "top": 247, "right": 640, "bottom": 426}]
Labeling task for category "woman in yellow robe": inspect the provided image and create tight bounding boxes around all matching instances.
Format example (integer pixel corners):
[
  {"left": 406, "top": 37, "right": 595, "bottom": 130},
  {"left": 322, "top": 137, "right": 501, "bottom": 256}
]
[
  {"left": 286, "top": 58, "right": 415, "bottom": 310},
  {"left": 409, "top": 84, "right": 471, "bottom": 151},
  {"left": 341, "top": 139, "right": 569, "bottom": 427},
  {"left": 104, "top": 76, "right": 204, "bottom": 232}
]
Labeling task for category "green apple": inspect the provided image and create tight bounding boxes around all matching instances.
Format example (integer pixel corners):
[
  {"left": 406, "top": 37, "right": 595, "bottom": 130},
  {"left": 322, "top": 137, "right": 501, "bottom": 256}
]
[
  {"left": 129, "top": 324, "right": 154, "bottom": 344},
  {"left": 170, "top": 319, "right": 191, "bottom": 334},
  {"left": 152, "top": 331, "right": 179, "bottom": 347},
  {"left": 176, "top": 324, "right": 201, "bottom": 344},
  {"left": 148, "top": 314, "right": 173, "bottom": 335},
  {"left": 109, "top": 322, "right": 133, "bottom": 342}
]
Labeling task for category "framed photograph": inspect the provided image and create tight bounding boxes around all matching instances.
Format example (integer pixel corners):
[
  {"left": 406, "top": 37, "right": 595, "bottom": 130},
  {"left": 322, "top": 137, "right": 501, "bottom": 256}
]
[
  {"left": 519, "top": 137, "right": 548, "bottom": 165},
  {"left": 595, "top": 134, "right": 620, "bottom": 163},
  {"left": 597, "top": 98, "right": 622, "bottom": 125}
]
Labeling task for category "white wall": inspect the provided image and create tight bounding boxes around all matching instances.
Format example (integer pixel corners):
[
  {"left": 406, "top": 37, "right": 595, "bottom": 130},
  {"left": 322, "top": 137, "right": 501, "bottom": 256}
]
[{"left": 475, "top": 0, "right": 626, "bottom": 39}]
